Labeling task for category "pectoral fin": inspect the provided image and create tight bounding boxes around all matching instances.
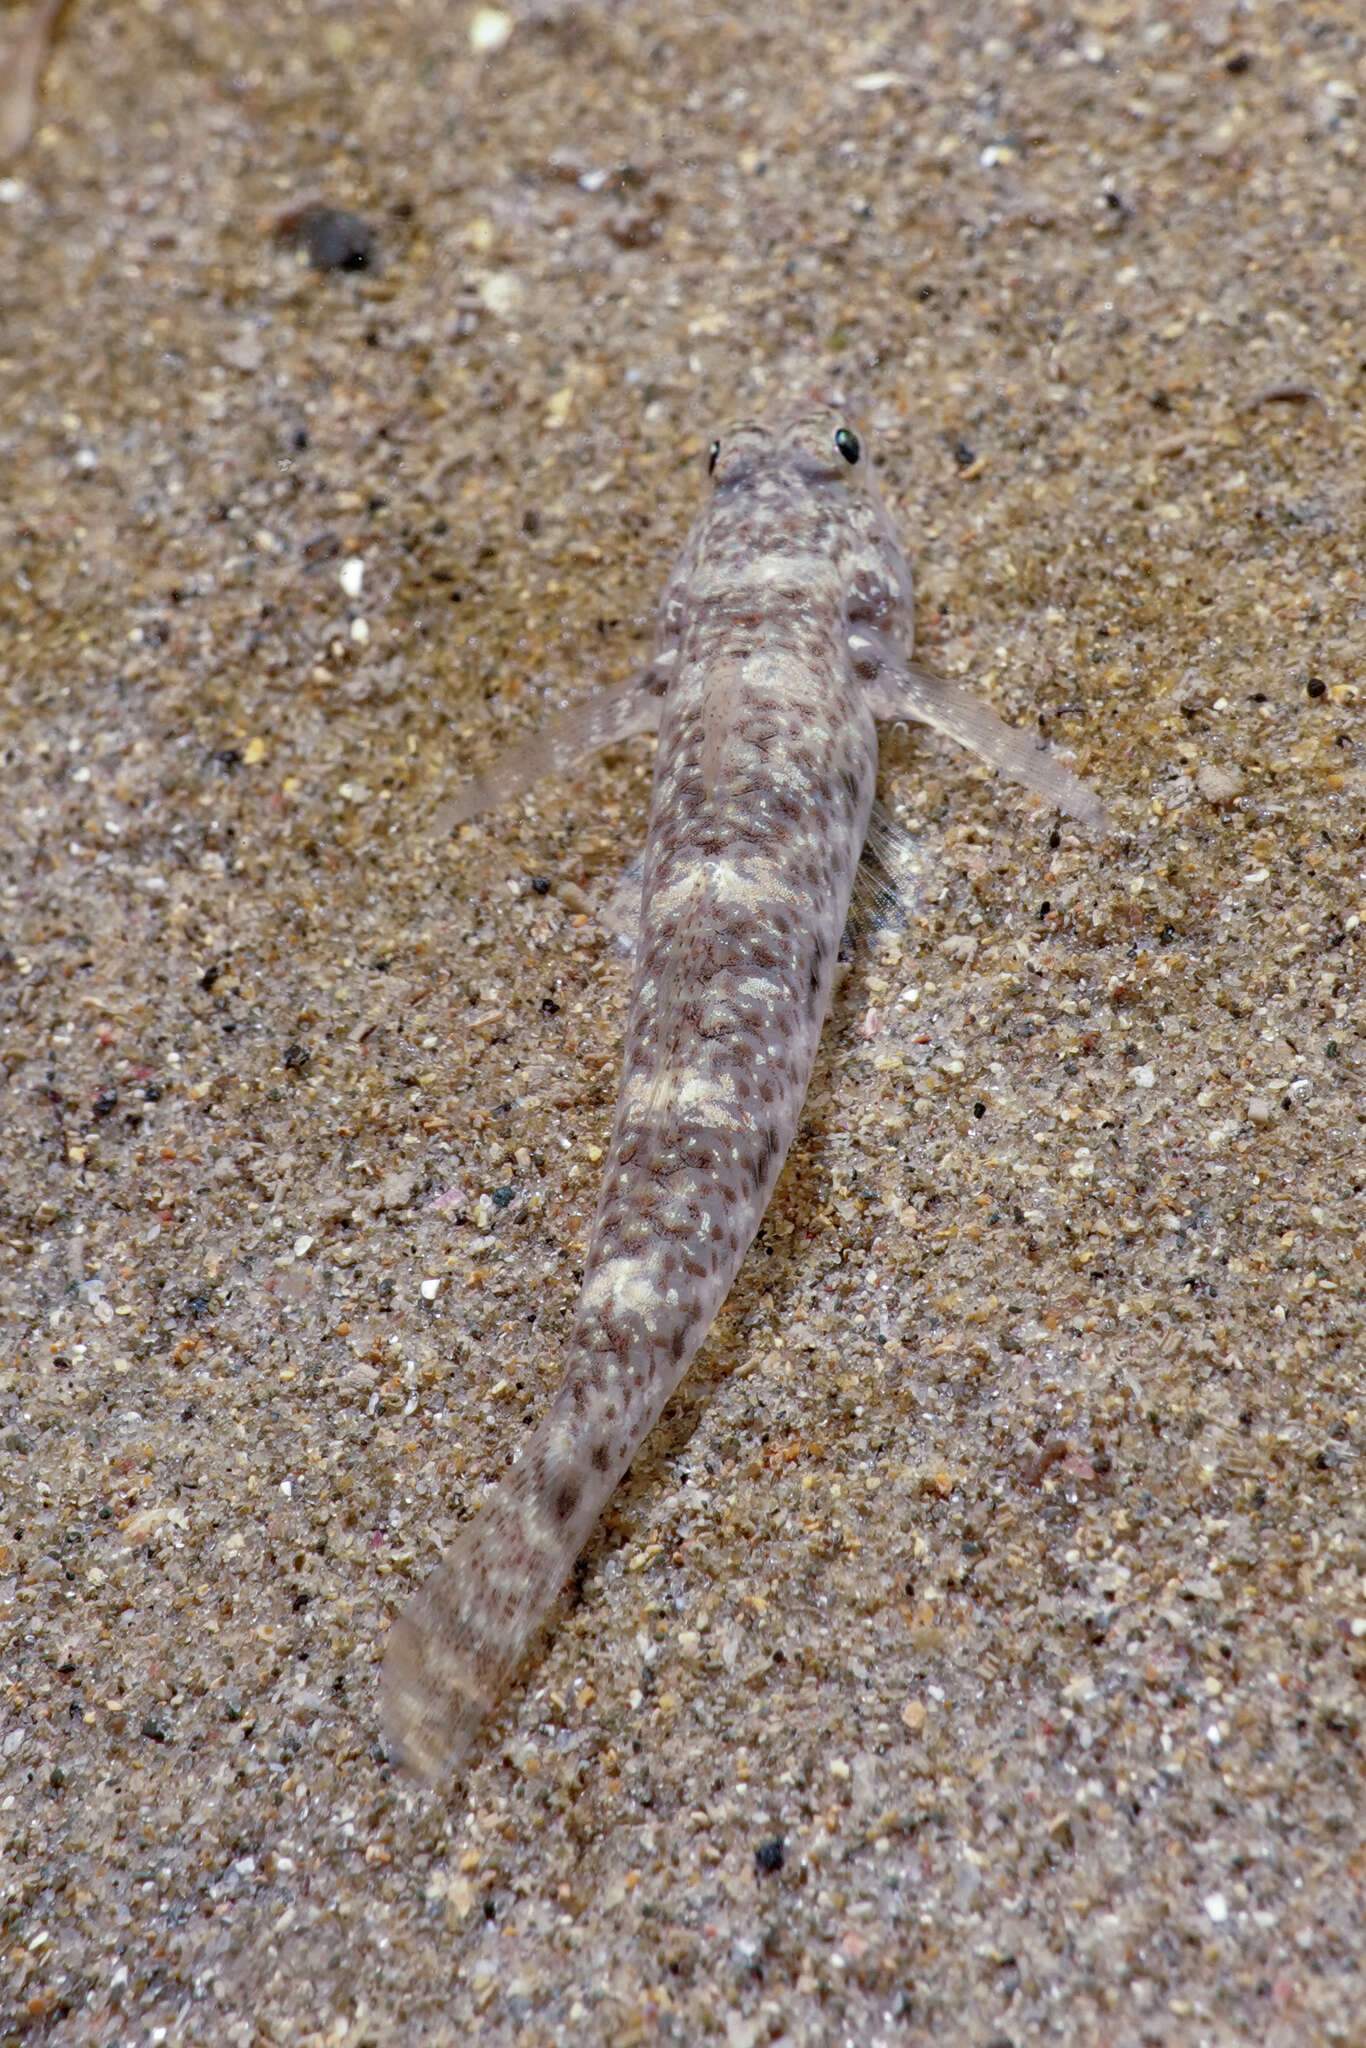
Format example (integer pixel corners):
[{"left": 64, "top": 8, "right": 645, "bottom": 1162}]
[
  {"left": 436, "top": 666, "right": 666, "bottom": 830},
  {"left": 862, "top": 648, "right": 1108, "bottom": 834}
]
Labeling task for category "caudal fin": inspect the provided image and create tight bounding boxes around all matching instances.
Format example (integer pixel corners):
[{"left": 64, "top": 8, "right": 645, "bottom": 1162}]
[{"left": 380, "top": 1449, "right": 594, "bottom": 1784}]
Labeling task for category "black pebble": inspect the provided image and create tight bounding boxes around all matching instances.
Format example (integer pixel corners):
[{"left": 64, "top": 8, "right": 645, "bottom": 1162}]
[
  {"left": 295, "top": 206, "right": 377, "bottom": 272},
  {"left": 754, "top": 1836, "right": 786, "bottom": 1875}
]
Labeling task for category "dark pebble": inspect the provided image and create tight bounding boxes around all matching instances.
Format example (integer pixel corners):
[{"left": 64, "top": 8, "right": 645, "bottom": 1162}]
[{"left": 282, "top": 205, "right": 378, "bottom": 273}]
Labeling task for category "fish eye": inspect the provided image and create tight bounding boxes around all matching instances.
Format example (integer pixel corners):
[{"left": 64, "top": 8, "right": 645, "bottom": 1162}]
[
  {"left": 707, "top": 440, "right": 721, "bottom": 475},
  {"left": 834, "top": 426, "right": 861, "bottom": 465}
]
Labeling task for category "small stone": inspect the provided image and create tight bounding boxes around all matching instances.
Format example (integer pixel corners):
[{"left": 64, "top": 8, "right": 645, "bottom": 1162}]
[
  {"left": 298, "top": 206, "right": 376, "bottom": 272},
  {"left": 378, "top": 1170, "right": 418, "bottom": 1213},
  {"left": 1196, "top": 763, "right": 1242, "bottom": 805},
  {"left": 1246, "top": 1096, "right": 1273, "bottom": 1125},
  {"left": 219, "top": 330, "right": 266, "bottom": 374},
  {"left": 475, "top": 270, "right": 525, "bottom": 320},
  {"left": 1204, "top": 1891, "right": 1229, "bottom": 1924},
  {"left": 469, "top": 7, "right": 513, "bottom": 53}
]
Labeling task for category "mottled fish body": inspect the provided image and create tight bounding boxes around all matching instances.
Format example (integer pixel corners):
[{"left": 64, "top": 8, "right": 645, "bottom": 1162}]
[{"left": 383, "top": 407, "right": 1104, "bottom": 1782}]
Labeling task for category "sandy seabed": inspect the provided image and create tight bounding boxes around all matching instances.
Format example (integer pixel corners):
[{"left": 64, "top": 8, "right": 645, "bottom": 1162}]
[{"left": 1, "top": 1, "right": 1363, "bottom": 2042}]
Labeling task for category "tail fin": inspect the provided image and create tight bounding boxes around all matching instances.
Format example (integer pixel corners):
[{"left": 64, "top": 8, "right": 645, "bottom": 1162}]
[
  {"left": 381, "top": 1381, "right": 630, "bottom": 1783},
  {"left": 381, "top": 1456, "right": 585, "bottom": 1782}
]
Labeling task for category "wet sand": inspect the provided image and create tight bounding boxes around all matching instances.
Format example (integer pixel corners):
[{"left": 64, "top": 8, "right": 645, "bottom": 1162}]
[{"left": 1, "top": 2, "right": 1363, "bottom": 2041}]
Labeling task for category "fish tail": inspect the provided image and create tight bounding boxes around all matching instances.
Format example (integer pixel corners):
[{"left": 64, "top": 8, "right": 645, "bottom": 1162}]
[{"left": 381, "top": 1388, "right": 625, "bottom": 1783}]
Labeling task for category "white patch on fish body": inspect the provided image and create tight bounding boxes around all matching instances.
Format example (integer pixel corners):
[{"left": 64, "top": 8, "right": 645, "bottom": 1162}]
[
  {"left": 578, "top": 1261, "right": 662, "bottom": 1325},
  {"left": 382, "top": 403, "right": 1108, "bottom": 1784},
  {"left": 647, "top": 858, "right": 807, "bottom": 922}
]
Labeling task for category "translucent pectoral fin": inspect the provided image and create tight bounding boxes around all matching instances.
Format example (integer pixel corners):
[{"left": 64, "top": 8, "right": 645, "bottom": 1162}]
[
  {"left": 864, "top": 652, "right": 1108, "bottom": 834},
  {"left": 847, "top": 799, "right": 931, "bottom": 941},
  {"left": 599, "top": 850, "right": 646, "bottom": 947},
  {"left": 435, "top": 665, "right": 666, "bottom": 831}
]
